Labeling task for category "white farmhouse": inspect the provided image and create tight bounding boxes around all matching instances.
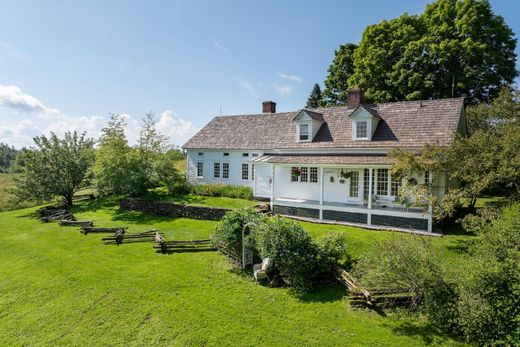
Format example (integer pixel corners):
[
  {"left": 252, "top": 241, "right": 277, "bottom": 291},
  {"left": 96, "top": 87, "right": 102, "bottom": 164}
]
[{"left": 183, "top": 89, "right": 466, "bottom": 233}]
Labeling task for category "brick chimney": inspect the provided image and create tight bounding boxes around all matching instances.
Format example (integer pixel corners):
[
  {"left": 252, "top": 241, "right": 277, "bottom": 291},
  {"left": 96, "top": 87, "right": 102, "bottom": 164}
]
[
  {"left": 347, "top": 88, "right": 364, "bottom": 109},
  {"left": 262, "top": 101, "right": 276, "bottom": 113}
]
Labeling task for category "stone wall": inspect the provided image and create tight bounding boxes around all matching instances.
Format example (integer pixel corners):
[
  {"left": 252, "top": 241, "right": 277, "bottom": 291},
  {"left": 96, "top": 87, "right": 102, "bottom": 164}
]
[{"left": 120, "top": 198, "right": 231, "bottom": 221}]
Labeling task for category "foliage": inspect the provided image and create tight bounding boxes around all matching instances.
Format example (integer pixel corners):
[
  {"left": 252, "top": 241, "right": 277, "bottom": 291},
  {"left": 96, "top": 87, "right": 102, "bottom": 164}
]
[
  {"left": 345, "top": 0, "right": 517, "bottom": 104},
  {"left": 322, "top": 43, "right": 357, "bottom": 106},
  {"left": 211, "top": 209, "right": 266, "bottom": 264},
  {"left": 190, "top": 183, "right": 253, "bottom": 200},
  {"left": 353, "top": 236, "right": 448, "bottom": 306},
  {"left": 10, "top": 131, "right": 94, "bottom": 206},
  {"left": 93, "top": 114, "right": 150, "bottom": 196},
  {"left": 305, "top": 83, "right": 323, "bottom": 109},
  {"left": 316, "top": 232, "right": 348, "bottom": 268},
  {"left": 0, "top": 143, "right": 18, "bottom": 173},
  {"left": 153, "top": 153, "right": 184, "bottom": 195},
  {"left": 253, "top": 217, "right": 321, "bottom": 290},
  {"left": 390, "top": 87, "right": 520, "bottom": 220}
]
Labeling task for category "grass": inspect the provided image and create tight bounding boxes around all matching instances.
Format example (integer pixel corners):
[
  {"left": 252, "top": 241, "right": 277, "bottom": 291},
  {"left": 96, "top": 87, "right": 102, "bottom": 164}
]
[
  {"left": 0, "top": 173, "right": 15, "bottom": 211},
  {"left": 0, "top": 196, "right": 471, "bottom": 346},
  {"left": 145, "top": 187, "right": 258, "bottom": 209}
]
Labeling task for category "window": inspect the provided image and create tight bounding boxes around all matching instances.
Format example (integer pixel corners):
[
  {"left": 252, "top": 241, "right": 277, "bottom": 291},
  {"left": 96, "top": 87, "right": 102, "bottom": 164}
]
[
  {"left": 299, "top": 124, "right": 309, "bottom": 141},
  {"left": 222, "top": 163, "right": 229, "bottom": 179},
  {"left": 391, "top": 174, "right": 402, "bottom": 196},
  {"left": 356, "top": 121, "right": 368, "bottom": 139},
  {"left": 242, "top": 153, "right": 249, "bottom": 157},
  {"left": 310, "top": 167, "right": 318, "bottom": 183},
  {"left": 252, "top": 153, "right": 259, "bottom": 157},
  {"left": 300, "top": 167, "right": 308, "bottom": 182},
  {"left": 349, "top": 171, "right": 359, "bottom": 198},
  {"left": 251, "top": 164, "right": 255, "bottom": 180},
  {"left": 242, "top": 163, "right": 249, "bottom": 180},
  {"left": 377, "top": 168, "right": 388, "bottom": 195},
  {"left": 291, "top": 167, "right": 299, "bottom": 182},
  {"left": 363, "top": 169, "right": 370, "bottom": 198},
  {"left": 223, "top": 153, "right": 229, "bottom": 157},
  {"left": 424, "top": 171, "right": 430, "bottom": 185},
  {"left": 196, "top": 162, "right": 203, "bottom": 177},
  {"left": 213, "top": 162, "right": 221, "bottom": 178},
  {"left": 198, "top": 152, "right": 204, "bottom": 156}
]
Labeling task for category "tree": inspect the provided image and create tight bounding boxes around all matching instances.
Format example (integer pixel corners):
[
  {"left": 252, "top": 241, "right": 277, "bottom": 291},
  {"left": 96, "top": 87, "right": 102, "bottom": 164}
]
[
  {"left": 390, "top": 88, "right": 520, "bottom": 219},
  {"left": 347, "top": 0, "right": 517, "bottom": 103},
  {"left": 0, "top": 143, "right": 18, "bottom": 173},
  {"left": 10, "top": 132, "right": 94, "bottom": 206},
  {"left": 322, "top": 43, "right": 358, "bottom": 106},
  {"left": 93, "top": 114, "right": 149, "bottom": 196},
  {"left": 305, "top": 83, "right": 323, "bottom": 109}
]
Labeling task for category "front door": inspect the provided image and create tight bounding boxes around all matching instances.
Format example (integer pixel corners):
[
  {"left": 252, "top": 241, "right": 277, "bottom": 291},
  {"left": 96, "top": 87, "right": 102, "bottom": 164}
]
[{"left": 347, "top": 170, "right": 362, "bottom": 203}]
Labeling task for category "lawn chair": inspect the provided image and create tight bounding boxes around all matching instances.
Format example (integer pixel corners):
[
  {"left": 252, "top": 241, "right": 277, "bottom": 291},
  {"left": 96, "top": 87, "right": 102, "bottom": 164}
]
[{"left": 253, "top": 258, "right": 270, "bottom": 282}]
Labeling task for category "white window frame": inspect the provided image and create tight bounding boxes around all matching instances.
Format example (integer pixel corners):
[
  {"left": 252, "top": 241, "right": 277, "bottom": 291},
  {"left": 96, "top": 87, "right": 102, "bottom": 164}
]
[
  {"left": 196, "top": 162, "right": 204, "bottom": 178},
  {"left": 222, "top": 163, "right": 229, "bottom": 179},
  {"left": 299, "top": 123, "right": 310, "bottom": 141},
  {"left": 309, "top": 167, "right": 318, "bottom": 183},
  {"left": 355, "top": 121, "right": 368, "bottom": 140},
  {"left": 241, "top": 163, "right": 249, "bottom": 180},
  {"left": 213, "top": 162, "right": 221, "bottom": 179}
]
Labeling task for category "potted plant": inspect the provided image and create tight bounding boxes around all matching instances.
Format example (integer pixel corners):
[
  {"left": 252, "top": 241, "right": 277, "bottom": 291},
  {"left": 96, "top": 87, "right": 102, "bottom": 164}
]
[
  {"left": 292, "top": 168, "right": 301, "bottom": 178},
  {"left": 340, "top": 170, "right": 352, "bottom": 179}
]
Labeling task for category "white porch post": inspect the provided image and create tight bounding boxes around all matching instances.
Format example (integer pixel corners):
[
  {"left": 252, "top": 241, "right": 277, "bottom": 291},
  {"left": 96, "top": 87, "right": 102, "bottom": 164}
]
[
  {"left": 367, "top": 168, "right": 373, "bottom": 226},
  {"left": 319, "top": 167, "right": 324, "bottom": 219},
  {"left": 270, "top": 165, "right": 275, "bottom": 211}
]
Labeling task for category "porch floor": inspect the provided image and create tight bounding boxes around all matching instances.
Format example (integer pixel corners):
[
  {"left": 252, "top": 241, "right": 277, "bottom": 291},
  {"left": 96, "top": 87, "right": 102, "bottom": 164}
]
[{"left": 274, "top": 197, "right": 425, "bottom": 213}]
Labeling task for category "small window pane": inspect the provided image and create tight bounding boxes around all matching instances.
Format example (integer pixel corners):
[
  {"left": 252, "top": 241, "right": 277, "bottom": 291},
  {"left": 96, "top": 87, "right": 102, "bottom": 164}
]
[
  {"left": 363, "top": 169, "right": 370, "bottom": 199},
  {"left": 214, "top": 162, "right": 221, "bottom": 178},
  {"left": 299, "top": 124, "right": 309, "bottom": 141},
  {"left": 198, "top": 152, "right": 204, "bottom": 156},
  {"left": 242, "top": 153, "right": 249, "bottom": 157},
  {"left": 242, "top": 163, "right": 249, "bottom": 180},
  {"left": 424, "top": 171, "right": 430, "bottom": 184},
  {"left": 291, "top": 167, "right": 299, "bottom": 182},
  {"left": 223, "top": 163, "right": 229, "bottom": 179},
  {"left": 391, "top": 174, "right": 402, "bottom": 196},
  {"left": 377, "top": 168, "right": 388, "bottom": 195},
  {"left": 251, "top": 164, "right": 255, "bottom": 180},
  {"left": 349, "top": 171, "right": 359, "bottom": 198},
  {"left": 223, "top": 153, "right": 229, "bottom": 157},
  {"left": 356, "top": 122, "right": 368, "bottom": 139},
  {"left": 196, "top": 162, "right": 203, "bottom": 177},
  {"left": 300, "top": 167, "right": 308, "bottom": 182},
  {"left": 309, "top": 167, "right": 318, "bottom": 183}
]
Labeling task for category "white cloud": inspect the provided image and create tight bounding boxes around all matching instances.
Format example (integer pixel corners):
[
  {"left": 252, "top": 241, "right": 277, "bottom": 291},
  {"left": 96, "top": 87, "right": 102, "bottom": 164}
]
[
  {"left": 234, "top": 77, "right": 255, "bottom": 95},
  {"left": 0, "top": 42, "right": 29, "bottom": 63},
  {"left": 273, "top": 83, "right": 292, "bottom": 97},
  {"left": 278, "top": 72, "right": 302, "bottom": 83},
  {"left": 0, "top": 85, "right": 60, "bottom": 116},
  {"left": 213, "top": 41, "right": 228, "bottom": 53},
  {"left": 0, "top": 84, "right": 196, "bottom": 148}
]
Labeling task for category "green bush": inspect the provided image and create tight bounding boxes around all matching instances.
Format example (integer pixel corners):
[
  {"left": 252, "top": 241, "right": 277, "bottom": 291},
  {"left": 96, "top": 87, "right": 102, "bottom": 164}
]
[
  {"left": 191, "top": 183, "right": 253, "bottom": 200},
  {"left": 211, "top": 209, "right": 265, "bottom": 265},
  {"left": 316, "top": 232, "right": 348, "bottom": 268},
  {"left": 253, "top": 217, "right": 323, "bottom": 290},
  {"left": 168, "top": 181, "right": 191, "bottom": 195}
]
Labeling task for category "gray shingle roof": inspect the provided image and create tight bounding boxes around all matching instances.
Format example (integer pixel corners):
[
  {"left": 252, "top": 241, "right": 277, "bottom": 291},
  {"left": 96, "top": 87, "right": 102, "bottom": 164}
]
[
  {"left": 253, "top": 153, "right": 391, "bottom": 165},
  {"left": 183, "top": 98, "right": 465, "bottom": 150}
]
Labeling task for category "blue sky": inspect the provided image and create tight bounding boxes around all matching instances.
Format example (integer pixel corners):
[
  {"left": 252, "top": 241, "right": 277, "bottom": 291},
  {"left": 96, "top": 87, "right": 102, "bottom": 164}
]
[{"left": 1, "top": 0, "right": 518, "bottom": 148}]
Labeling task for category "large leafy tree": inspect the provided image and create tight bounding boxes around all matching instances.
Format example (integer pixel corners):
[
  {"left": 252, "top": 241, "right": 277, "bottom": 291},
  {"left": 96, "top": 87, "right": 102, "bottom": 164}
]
[
  {"left": 93, "top": 114, "right": 149, "bottom": 196},
  {"left": 11, "top": 132, "right": 94, "bottom": 206},
  {"left": 0, "top": 143, "right": 18, "bottom": 173},
  {"left": 305, "top": 83, "right": 323, "bottom": 109},
  {"left": 322, "top": 43, "right": 357, "bottom": 106},
  {"left": 390, "top": 88, "right": 520, "bottom": 219},
  {"left": 347, "top": 0, "right": 517, "bottom": 103}
]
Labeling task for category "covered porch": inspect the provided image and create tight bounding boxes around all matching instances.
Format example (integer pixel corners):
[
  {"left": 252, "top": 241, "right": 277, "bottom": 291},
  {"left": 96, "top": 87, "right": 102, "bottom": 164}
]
[{"left": 255, "top": 153, "right": 433, "bottom": 232}]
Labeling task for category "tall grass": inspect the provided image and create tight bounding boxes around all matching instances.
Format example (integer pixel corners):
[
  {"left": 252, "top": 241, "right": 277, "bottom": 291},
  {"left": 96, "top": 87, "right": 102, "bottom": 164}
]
[{"left": 190, "top": 183, "right": 254, "bottom": 200}]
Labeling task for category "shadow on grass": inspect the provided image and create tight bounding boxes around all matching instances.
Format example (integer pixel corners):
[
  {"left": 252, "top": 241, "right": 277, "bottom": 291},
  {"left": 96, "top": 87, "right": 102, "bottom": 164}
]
[
  {"left": 391, "top": 321, "right": 463, "bottom": 346},
  {"left": 143, "top": 191, "right": 208, "bottom": 205},
  {"left": 293, "top": 283, "right": 348, "bottom": 303},
  {"left": 445, "top": 238, "right": 474, "bottom": 254},
  {"left": 71, "top": 197, "right": 120, "bottom": 214},
  {"left": 112, "top": 209, "right": 178, "bottom": 225}
]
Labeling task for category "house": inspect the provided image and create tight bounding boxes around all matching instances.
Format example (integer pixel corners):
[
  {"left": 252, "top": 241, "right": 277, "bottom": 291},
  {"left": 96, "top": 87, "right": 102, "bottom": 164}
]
[{"left": 183, "top": 89, "right": 466, "bottom": 233}]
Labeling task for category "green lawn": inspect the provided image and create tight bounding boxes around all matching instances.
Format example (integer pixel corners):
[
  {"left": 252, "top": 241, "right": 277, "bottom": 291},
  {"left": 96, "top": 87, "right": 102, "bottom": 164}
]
[
  {"left": 146, "top": 187, "right": 258, "bottom": 209},
  {"left": 0, "top": 198, "right": 471, "bottom": 346}
]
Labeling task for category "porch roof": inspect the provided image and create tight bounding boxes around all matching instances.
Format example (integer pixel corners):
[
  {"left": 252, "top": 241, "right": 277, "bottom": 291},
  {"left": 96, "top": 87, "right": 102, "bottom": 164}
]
[{"left": 252, "top": 153, "right": 391, "bottom": 165}]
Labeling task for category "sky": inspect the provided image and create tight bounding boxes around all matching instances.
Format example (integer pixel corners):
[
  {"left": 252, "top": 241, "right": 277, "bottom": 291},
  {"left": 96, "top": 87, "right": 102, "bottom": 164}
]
[{"left": 1, "top": 0, "right": 519, "bottom": 148}]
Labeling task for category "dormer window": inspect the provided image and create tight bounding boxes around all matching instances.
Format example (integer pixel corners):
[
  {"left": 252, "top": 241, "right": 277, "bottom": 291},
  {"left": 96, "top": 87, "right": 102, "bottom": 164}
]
[
  {"left": 356, "top": 121, "right": 368, "bottom": 139},
  {"left": 299, "top": 124, "right": 309, "bottom": 141}
]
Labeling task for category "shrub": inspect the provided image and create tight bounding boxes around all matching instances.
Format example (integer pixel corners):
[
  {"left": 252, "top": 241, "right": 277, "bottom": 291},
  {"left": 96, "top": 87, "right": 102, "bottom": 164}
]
[
  {"left": 316, "top": 232, "right": 348, "bottom": 269},
  {"left": 253, "top": 217, "right": 322, "bottom": 290},
  {"left": 211, "top": 209, "right": 265, "bottom": 265},
  {"left": 169, "top": 181, "right": 192, "bottom": 195},
  {"left": 191, "top": 183, "right": 253, "bottom": 200}
]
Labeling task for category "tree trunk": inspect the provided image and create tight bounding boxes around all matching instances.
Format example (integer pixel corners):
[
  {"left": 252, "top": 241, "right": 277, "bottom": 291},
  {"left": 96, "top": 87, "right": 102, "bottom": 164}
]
[{"left": 64, "top": 194, "right": 74, "bottom": 207}]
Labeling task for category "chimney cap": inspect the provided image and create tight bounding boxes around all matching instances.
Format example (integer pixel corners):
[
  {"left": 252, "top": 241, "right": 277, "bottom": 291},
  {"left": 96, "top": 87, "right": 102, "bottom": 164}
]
[{"left": 262, "top": 100, "right": 276, "bottom": 113}]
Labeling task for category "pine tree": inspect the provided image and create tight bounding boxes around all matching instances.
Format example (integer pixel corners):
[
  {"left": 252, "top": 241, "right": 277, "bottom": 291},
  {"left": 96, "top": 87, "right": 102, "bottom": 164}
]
[{"left": 305, "top": 84, "right": 323, "bottom": 109}]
